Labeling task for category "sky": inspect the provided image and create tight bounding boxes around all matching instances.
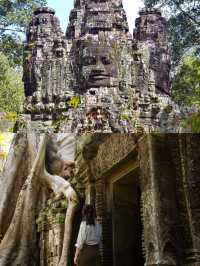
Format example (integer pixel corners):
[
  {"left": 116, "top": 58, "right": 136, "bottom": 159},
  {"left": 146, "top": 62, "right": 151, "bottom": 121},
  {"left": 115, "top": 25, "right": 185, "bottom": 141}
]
[{"left": 46, "top": 0, "right": 144, "bottom": 34}]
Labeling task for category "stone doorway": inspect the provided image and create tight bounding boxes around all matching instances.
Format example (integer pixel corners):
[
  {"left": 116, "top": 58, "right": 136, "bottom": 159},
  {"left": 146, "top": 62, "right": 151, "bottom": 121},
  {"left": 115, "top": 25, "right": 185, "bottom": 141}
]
[{"left": 112, "top": 171, "right": 144, "bottom": 266}]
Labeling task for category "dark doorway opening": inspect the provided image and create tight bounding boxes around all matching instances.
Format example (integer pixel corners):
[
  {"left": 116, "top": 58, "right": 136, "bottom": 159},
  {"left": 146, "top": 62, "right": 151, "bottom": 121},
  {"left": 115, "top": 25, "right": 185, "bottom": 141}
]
[{"left": 112, "top": 173, "right": 144, "bottom": 266}]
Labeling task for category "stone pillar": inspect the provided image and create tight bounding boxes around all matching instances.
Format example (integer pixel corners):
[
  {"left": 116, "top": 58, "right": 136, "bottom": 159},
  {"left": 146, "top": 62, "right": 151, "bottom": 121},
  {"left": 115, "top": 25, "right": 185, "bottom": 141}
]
[
  {"left": 138, "top": 135, "right": 180, "bottom": 266},
  {"left": 179, "top": 135, "right": 200, "bottom": 265},
  {"left": 96, "top": 178, "right": 113, "bottom": 266}
]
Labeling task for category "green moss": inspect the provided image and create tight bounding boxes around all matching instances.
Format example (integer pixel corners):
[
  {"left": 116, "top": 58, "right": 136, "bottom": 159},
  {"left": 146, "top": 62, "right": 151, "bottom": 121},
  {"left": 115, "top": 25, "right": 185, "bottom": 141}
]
[
  {"left": 164, "top": 105, "right": 173, "bottom": 113},
  {"left": 4, "top": 112, "right": 17, "bottom": 122},
  {"left": 58, "top": 216, "right": 65, "bottom": 224},
  {"left": 60, "top": 200, "right": 68, "bottom": 209},
  {"left": 67, "top": 96, "right": 81, "bottom": 109},
  {"left": 29, "top": 42, "right": 36, "bottom": 49},
  {"left": 121, "top": 113, "right": 129, "bottom": 120},
  {"left": 52, "top": 115, "right": 69, "bottom": 131}
]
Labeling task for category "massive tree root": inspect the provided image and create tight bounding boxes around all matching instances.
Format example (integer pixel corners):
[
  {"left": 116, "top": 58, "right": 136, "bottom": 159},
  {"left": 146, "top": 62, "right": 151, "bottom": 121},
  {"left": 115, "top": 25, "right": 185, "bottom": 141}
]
[
  {"left": 0, "top": 134, "right": 79, "bottom": 266},
  {"left": 33, "top": 134, "right": 79, "bottom": 266},
  {"left": 0, "top": 134, "right": 45, "bottom": 265},
  {"left": 0, "top": 134, "right": 28, "bottom": 239}
]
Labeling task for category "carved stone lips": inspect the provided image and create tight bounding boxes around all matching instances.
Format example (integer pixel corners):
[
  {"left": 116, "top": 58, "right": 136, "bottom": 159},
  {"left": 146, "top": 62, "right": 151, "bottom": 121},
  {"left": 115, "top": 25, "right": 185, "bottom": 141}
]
[
  {"left": 89, "top": 71, "right": 110, "bottom": 78},
  {"left": 90, "top": 74, "right": 110, "bottom": 80}
]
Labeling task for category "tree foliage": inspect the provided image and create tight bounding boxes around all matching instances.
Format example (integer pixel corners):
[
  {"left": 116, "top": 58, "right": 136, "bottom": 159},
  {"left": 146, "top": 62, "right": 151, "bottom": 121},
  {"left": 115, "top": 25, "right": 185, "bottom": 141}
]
[
  {"left": 181, "top": 113, "right": 200, "bottom": 133},
  {"left": 0, "top": 133, "right": 7, "bottom": 161},
  {"left": 0, "top": 52, "right": 24, "bottom": 113},
  {"left": 0, "top": 133, "right": 13, "bottom": 151},
  {"left": 171, "top": 54, "right": 200, "bottom": 133},
  {"left": 0, "top": 133, "right": 13, "bottom": 171},
  {"left": 0, "top": 0, "right": 47, "bottom": 66},
  {"left": 144, "top": 0, "right": 200, "bottom": 67},
  {"left": 144, "top": 0, "right": 200, "bottom": 131},
  {"left": 172, "top": 55, "right": 200, "bottom": 106}
]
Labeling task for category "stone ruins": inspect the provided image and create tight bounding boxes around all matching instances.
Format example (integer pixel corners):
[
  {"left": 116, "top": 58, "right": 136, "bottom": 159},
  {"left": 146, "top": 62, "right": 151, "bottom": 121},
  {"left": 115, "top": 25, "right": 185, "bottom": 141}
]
[
  {"left": 21, "top": 1, "right": 189, "bottom": 132},
  {"left": 0, "top": 134, "right": 200, "bottom": 265},
  {"left": 35, "top": 134, "right": 200, "bottom": 266}
]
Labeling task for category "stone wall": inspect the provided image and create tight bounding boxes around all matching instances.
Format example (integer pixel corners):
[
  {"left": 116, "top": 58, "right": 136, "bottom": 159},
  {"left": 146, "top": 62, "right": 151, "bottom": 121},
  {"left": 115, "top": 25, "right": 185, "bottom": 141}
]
[
  {"left": 79, "top": 134, "right": 138, "bottom": 265},
  {"left": 33, "top": 134, "right": 200, "bottom": 265},
  {"left": 36, "top": 193, "right": 67, "bottom": 266},
  {"left": 139, "top": 135, "right": 181, "bottom": 265},
  {"left": 138, "top": 134, "right": 200, "bottom": 266},
  {"left": 74, "top": 134, "right": 200, "bottom": 266}
]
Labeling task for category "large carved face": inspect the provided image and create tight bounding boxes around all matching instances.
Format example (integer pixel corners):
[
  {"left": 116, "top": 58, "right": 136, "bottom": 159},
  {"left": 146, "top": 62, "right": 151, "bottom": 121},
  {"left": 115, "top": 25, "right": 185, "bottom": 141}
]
[{"left": 80, "top": 44, "right": 118, "bottom": 88}]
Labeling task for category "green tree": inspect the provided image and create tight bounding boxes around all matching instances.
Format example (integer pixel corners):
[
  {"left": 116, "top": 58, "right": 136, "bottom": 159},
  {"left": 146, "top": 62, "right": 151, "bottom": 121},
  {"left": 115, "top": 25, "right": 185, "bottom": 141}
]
[
  {"left": 171, "top": 54, "right": 200, "bottom": 132},
  {"left": 144, "top": 0, "right": 200, "bottom": 132},
  {"left": 0, "top": 52, "right": 24, "bottom": 113},
  {"left": 172, "top": 55, "right": 200, "bottom": 106},
  {"left": 144, "top": 0, "right": 200, "bottom": 67},
  {"left": 181, "top": 113, "right": 200, "bottom": 133},
  {"left": 0, "top": 0, "right": 47, "bottom": 67}
]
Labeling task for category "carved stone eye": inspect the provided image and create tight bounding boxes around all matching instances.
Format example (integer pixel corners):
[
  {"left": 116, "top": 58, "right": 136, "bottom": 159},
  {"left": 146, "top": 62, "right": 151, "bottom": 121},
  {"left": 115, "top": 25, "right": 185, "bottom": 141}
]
[
  {"left": 89, "top": 90, "right": 96, "bottom": 95},
  {"left": 38, "top": 17, "right": 48, "bottom": 24},
  {"left": 83, "top": 57, "right": 96, "bottom": 65},
  {"left": 102, "top": 57, "right": 111, "bottom": 65},
  {"left": 91, "top": 11, "right": 98, "bottom": 16}
]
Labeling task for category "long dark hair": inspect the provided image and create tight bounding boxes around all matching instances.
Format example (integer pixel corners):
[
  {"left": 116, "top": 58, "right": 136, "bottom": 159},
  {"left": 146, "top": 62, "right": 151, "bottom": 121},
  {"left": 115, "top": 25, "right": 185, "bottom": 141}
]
[{"left": 82, "top": 204, "right": 96, "bottom": 225}]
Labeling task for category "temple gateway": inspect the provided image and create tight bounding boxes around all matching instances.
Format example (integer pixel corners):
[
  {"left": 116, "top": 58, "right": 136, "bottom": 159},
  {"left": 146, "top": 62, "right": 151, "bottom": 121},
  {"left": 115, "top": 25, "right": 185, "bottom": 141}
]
[{"left": 19, "top": 0, "right": 191, "bottom": 133}]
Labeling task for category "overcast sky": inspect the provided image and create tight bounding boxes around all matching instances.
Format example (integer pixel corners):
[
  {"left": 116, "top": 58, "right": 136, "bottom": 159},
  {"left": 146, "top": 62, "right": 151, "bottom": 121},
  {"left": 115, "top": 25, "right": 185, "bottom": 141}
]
[{"left": 46, "top": 0, "right": 144, "bottom": 34}]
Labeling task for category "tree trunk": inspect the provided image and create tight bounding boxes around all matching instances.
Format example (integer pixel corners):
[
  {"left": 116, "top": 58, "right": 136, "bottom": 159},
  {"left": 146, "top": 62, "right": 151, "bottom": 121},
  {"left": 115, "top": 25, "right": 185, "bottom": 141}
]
[
  {"left": 58, "top": 199, "right": 79, "bottom": 266},
  {"left": 0, "top": 133, "right": 79, "bottom": 266},
  {"left": 0, "top": 134, "right": 48, "bottom": 265},
  {"left": 0, "top": 134, "right": 28, "bottom": 239}
]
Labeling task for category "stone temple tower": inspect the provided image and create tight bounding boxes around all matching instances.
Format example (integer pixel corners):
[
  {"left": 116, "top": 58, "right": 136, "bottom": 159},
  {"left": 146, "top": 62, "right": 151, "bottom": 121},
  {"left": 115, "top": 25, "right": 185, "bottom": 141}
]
[
  {"left": 23, "top": 7, "right": 72, "bottom": 122},
  {"left": 134, "top": 8, "right": 171, "bottom": 95},
  {"left": 21, "top": 1, "right": 185, "bottom": 133}
]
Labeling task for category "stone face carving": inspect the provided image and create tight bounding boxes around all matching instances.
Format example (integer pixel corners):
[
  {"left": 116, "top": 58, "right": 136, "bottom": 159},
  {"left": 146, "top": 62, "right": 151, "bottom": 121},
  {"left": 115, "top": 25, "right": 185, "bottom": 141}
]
[
  {"left": 78, "top": 42, "right": 118, "bottom": 89},
  {"left": 20, "top": 2, "right": 194, "bottom": 133},
  {"left": 134, "top": 8, "right": 171, "bottom": 94},
  {"left": 23, "top": 7, "right": 71, "bottom": 121}
]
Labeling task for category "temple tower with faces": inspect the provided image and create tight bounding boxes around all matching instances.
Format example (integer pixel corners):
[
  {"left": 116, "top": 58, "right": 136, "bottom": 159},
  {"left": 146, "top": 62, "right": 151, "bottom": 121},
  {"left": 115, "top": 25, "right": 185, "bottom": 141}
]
[
  {"left": 134, "top": 8, "right": 171, "bottom": 95},
  {"left": 23, "top": 7, "right": 72, "bottom": 122},
  {"left": 21, "top": 2, "right": 185, "bottom": 133}
]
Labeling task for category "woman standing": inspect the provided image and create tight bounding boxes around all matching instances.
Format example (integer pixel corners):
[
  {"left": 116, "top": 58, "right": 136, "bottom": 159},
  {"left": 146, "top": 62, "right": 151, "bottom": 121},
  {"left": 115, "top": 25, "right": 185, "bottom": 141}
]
[{"left": 74, "top": 204, "right": 102, "bottom": 266}]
